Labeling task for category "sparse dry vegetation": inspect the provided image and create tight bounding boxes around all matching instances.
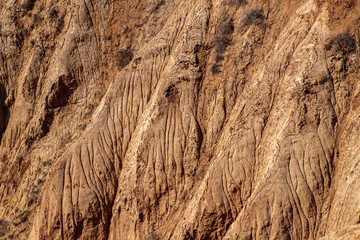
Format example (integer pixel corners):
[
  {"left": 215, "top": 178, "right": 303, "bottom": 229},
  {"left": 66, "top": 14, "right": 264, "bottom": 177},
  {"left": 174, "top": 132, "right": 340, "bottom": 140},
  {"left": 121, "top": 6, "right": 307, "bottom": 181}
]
[
  {"left": 55, "top": 17, "right": 64, "bottom": 34},
  {"left": 21, "top": 0, "right": 36, "bottom": 12},
  {"left": 243, "top": 8, "right": 265, "bottom": 26},
  {"left": 220, "top": 20, "right": 234, "bottom": 35},
  {"left": 49, "top": 9, "right": 58, "bottom": 20},
  {"left": 116, "top": 49, "right": 134, "bottom": 70},
  {"left": 214, "top": 53, "right": 224, "bottom": 63},
  {"left": 210, "top": 19, "right": 234, "bottom": 75},
  {"left": 0, "top": 220, "right": 8, "bottom": 237},
  {"left": 325, "top": 32, "right": 356, "bottom": 54},
  {"left": 213, "top": 36, "right": 232, "bottom": 54},
  {"left": 230, "top": 0, "right": 247, "bottom": 6},
  {"left": 146, "top": 232, "right": 160, "bottom": 240},
  {"left": 211, "top": 63, "right": 221, "bottom": 75}
]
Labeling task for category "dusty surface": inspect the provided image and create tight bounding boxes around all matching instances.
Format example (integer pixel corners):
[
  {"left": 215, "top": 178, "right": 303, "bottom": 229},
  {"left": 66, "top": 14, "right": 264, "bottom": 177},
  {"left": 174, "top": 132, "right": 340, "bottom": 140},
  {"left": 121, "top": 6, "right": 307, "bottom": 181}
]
[{"left": 1, "top": 0, "right": 360, "bottom": 239}]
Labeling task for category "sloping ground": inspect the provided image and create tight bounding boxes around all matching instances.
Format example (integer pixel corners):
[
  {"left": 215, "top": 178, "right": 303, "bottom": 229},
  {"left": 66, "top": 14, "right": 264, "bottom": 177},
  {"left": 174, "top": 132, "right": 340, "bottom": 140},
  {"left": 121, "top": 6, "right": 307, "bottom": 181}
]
[{"left": 1, "top": 0, "right": 360, "bottom": 239}]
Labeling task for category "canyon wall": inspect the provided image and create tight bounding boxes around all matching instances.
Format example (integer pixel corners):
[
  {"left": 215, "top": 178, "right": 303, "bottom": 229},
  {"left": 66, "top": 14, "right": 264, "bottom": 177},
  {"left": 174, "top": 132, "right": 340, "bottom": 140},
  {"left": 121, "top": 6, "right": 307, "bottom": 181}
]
[{"left": 1, "top": 0, "right": 360, "bottom": 239}]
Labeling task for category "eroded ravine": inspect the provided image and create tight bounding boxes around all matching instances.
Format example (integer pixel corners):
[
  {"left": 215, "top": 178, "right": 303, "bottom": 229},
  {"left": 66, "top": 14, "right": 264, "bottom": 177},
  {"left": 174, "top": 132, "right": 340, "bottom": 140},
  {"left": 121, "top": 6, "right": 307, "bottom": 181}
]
[{"left": 1, "top": 0, "right": 360, "bottom": 239}]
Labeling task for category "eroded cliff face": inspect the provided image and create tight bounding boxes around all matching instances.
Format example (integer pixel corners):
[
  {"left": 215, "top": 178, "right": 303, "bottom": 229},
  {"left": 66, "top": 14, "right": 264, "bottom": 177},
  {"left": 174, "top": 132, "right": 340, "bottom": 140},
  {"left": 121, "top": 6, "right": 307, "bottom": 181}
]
[{"left": 0, "top": 0, "right": 360, "bottom": 239}]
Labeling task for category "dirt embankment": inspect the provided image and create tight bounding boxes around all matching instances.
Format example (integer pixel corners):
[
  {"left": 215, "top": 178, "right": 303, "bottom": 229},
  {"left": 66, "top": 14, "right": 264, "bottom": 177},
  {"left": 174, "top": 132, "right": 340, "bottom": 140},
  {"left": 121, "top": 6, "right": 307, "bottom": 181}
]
[{"left": 1, "top": 0, "right": 360, "bottom": 239}]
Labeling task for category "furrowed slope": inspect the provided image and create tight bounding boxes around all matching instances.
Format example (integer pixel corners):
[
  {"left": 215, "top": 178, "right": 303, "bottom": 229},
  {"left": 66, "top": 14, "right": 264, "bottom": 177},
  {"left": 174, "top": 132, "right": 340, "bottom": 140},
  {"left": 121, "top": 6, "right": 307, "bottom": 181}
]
[{"left": 1, "top": 0, "right": 360, "bottom": 239}]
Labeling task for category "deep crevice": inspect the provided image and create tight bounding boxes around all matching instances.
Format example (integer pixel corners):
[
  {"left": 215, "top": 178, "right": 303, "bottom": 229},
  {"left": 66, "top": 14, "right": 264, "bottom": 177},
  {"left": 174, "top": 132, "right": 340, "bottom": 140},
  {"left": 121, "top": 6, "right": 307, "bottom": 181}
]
[{"left": 0, "top": 84, "right": 9, "bottom": 142}]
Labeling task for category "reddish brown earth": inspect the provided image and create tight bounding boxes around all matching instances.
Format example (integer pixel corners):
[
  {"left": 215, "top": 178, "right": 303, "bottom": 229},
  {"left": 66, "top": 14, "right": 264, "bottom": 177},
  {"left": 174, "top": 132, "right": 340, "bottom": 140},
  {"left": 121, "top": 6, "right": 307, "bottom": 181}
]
[{"left": 1, "top": 0, "right": 360, "bottom": 239}]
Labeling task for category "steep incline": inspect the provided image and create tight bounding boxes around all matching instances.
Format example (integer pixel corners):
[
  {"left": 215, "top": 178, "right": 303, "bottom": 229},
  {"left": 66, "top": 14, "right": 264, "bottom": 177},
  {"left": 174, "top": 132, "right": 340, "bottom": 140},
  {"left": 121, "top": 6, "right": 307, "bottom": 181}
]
[{"left": 1, "top": 0, "right": 360, "bottom": 239}]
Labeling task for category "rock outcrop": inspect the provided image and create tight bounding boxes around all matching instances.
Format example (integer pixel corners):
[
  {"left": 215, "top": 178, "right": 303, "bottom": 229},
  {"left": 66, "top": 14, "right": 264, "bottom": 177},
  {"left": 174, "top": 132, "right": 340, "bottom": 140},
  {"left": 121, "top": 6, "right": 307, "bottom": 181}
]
[{"left": 1, "top": 0, "right": 360, "bottom": 239}]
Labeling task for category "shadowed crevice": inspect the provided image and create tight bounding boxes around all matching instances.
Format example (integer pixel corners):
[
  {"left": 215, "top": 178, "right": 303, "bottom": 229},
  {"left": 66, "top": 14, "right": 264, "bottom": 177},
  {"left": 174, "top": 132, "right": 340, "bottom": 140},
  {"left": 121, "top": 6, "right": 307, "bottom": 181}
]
[{"left": 0, "top": 84, "right": 9, "bottom": 142}]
